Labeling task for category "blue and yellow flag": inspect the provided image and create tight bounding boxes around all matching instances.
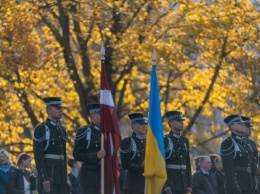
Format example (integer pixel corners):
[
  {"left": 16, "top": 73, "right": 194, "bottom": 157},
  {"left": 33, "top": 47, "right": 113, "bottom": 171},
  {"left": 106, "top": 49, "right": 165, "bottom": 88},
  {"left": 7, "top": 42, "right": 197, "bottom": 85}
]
[{"left": 143, "top": 64, "right": 167, "bottom": 194}]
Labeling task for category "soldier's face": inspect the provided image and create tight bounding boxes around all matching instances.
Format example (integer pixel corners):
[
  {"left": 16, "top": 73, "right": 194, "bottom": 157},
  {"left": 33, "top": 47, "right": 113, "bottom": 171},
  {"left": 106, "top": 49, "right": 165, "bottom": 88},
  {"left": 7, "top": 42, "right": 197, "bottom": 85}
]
[
  {"left": 170, "top": 120, "right": 184, "bottom": 132},
  {"left": 90, "top": 112, "right": 101, "bottom": 126},
  {"left": 132, "top": 123, "right": 147, "bottom": 135},
  {"left": 48, "top": 106, "right": 63, "bottom": 120},
  {"left": 231, "top": 123, "right": 245, "bottom": 134},
  {"left": 243, "top": 126, "right": 251, "bottom": 137}
]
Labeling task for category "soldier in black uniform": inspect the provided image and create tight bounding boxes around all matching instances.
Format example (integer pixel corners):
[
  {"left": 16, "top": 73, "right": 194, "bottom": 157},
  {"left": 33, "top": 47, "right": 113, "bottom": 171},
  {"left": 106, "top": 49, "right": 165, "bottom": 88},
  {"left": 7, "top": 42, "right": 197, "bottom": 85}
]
[
  {"left": 73, "top": 103, "right": 106, "bottom": 194},
  {"left": 220, "top": 114, "right": 255, "bottom": 194},
  {"left": 33, "top": 97, "right": 68, "bottom": 194},
  {"left": 120, "top": 113, "right": 147, "bottom": 194},
  {"left": 241, "top": 116, "right": 260, "bottom": 193},
  {"left": 163, "top": 111, "right": 192, "bottom": 194}
]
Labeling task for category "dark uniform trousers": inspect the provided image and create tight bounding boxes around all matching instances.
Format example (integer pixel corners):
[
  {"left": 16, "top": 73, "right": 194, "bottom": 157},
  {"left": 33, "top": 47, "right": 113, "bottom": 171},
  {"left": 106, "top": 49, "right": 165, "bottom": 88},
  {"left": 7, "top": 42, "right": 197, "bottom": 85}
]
[
  {"left": 73, "top": 123, "right": 102, "bottom": 194},
  {"left": 81, "top": 185, "right": 99, "bottom": 194},
  {"left": 221, "top": 134, "right": 256, "bottom": 194},
  {"left": 37, "top": 184, "right": 69, "bottom": 194},
  {"left": 33, "top": 119, "right": 68, "bottom": 194},
  {"left": 163, "top": 132, "right": 192, "bottom": 194},
  {"left": 120, "top": 133, "right": 146, "bottom": 194},
  {"left": 248, "top": 138, "right": 260, "bottom": 194}
]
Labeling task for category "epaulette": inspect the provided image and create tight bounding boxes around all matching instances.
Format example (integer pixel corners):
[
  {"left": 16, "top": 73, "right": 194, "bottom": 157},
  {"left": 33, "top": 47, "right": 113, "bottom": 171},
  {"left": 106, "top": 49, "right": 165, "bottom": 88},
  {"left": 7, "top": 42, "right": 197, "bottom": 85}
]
[
  {"left": 78, "top": 125, "right": 88, "bottom": 130},
  {"left": 220, "top": 137, "right": 239, "bottom": 159},
  {"left": 120, "top": 137, "right": 137, "bottom": 160},
  {"left": 33, "top": 122, "right": 50, "bottom": 151},
  {"left": 75, "top": 125, "right": 90, "bottom": 141},
  {"left": 165, "top": 137, "right": 173, "bottom": 159}
]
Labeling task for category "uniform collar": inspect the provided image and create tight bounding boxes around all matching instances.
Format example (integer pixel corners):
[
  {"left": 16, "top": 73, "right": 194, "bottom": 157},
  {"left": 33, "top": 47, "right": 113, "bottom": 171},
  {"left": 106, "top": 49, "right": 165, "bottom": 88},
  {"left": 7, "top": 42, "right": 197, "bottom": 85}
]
[
  {"left": 47, "top": 118, "right": 61, "bottom": 126},
  {"left": 169, "top": 131, "right": 181, "bottom": 138},
  {"left": 133, "top": 133, "right": 145, "bottom": 140},
  {"left": 91, "top": 123, "right": 100, "bottom": 131},
  {"left": 231, "top": 133, "right": 243, "bottom": 140}
]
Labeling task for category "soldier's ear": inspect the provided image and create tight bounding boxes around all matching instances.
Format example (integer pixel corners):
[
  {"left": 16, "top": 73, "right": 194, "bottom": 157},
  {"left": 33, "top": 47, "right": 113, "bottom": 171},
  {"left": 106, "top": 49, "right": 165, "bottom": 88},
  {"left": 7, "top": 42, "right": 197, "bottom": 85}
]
[
  {"left": 131, "top": 123, "right": 137, "bottom": 130},
  {"left": 168, "top": 120, "right": 173, "bottom": 127}
]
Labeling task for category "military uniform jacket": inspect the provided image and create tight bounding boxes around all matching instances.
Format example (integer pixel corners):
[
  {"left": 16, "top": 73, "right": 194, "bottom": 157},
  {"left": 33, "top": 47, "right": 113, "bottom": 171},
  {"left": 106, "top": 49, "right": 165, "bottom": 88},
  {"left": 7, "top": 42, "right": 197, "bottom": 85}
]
[
  {"left": 220, "top": 133, "right": 254, "bottom": 192},
  {"left": 33, "top": 118, "right": 67, "bottom": 184},
  {"left": 73, "top": 123, "right": 101, "bottom": 187},
  {"left": 247, "top": 138, "right": 259, "bottom": 190},
  {"left": 164, "top": 131, "right": 192, "bottom": 191},
  {"left": 120, "top": 133, "right": 146, "bottom": 193}
]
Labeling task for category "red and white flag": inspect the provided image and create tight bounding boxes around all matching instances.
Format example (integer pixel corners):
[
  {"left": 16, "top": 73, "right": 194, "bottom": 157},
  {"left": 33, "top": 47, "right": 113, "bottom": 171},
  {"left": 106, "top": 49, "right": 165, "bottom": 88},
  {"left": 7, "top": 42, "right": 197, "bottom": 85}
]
[{"left": 100, "top": 45, "right": 121, "bottom": 194}]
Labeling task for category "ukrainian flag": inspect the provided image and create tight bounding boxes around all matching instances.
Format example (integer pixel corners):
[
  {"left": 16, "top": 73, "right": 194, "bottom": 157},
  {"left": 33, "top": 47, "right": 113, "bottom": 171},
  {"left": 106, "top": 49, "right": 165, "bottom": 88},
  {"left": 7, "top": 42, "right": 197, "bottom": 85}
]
[{"left": 143, "top": 64, "right": 167, "bottom": 194}]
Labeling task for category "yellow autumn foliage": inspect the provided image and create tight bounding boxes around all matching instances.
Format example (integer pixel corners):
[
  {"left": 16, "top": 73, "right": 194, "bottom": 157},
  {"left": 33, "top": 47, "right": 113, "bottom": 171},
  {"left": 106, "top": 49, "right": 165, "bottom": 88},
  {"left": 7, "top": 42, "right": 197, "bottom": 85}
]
[{"left": 0, "top": 0, "right": 260, "bottom": 164}]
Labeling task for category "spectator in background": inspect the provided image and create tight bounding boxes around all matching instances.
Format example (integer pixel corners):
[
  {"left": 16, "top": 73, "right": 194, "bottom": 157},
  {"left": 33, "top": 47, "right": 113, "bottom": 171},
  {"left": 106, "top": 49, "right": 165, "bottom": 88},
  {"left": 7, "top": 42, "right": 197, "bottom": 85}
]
[
  {"left": 214, "top": 155, "right": 225, "bottom": 194},
  {"left": 194, "top": 156, "right": 201, "bottom": 171},
  {"left": 7, "top": 153, "right": 36, "bottom": 194},
  {"left": 0, "top": 149, "right": 14, "bottom": 194},
  {"left": 68, "top": 158, "right": 81, "bottom": 194},
  {"left": 209, "top": 154, "right": 218, "bottom": 173},
  {"left": 192, "top": 156, "right": 218, "bottom": 194}
]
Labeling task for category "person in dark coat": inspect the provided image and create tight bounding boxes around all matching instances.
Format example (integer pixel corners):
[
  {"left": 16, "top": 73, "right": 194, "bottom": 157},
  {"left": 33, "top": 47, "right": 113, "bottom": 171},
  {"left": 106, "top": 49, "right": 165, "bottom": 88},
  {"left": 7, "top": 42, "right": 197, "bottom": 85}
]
[
  {"left": 163, "top": 111, "right": 192, "bottom": 194},
  {"left": 120, "top": 113, "right": 147, "bottom": 194},
  {"left": 7, "top": 153, "right": 36, "bottom": 194},
  {"left": 220, "top": 114, "right": 255, "bottom": 194},
  {"left": 192, "top": 156, "right": 218, "bottom": 194},
  {"left": 241, "top": 116, "right": 260, "bottom": 193},
  {"left": 73, "top": 103, "right": 106, "bottom": 194},
  {"left": 214, "top": 155, "right": 225, "bottom": 194},
  {"left": 67, "top": 158, "right": 81, "bottom": 194},
  {"left": 33, "top": 97, "right": 68, "bottom": 194}
]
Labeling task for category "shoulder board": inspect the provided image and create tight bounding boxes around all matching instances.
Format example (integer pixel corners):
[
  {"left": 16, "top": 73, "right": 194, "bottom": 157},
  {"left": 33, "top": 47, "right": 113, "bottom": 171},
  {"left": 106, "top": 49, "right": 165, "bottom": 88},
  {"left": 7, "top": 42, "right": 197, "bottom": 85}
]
[
  {"left": 33, "top": 123, "right": 50, "bottom": 149},
  {"left": 120, "top": 137, "right": 134, "bottom": 153},
  {"left": 34, "top": 122, "right": 45, "bottom": 130},
  {"left": 121, "top": 136, "right": 132, "bottom": 143},
  {"left": 77, "top": 125, "right": 88, "bottom": 130},
  {"left": 220, "top": 137, "right": 235, "bottom": 156},
  {"left": 180, "top": 135, "right": 188, "bottom": 140},
  {"left": 75, "top": 125, "right": 89, "bottom": 140}
]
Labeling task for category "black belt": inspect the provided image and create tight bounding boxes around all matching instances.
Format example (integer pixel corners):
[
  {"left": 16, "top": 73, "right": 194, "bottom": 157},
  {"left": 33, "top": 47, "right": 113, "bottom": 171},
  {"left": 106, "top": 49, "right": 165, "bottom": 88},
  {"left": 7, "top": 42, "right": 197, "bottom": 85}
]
[
  {"left": 166, "top": 164, "right": 187, "bottom": 170},
  {"left": 235, "top": 166, "right": 251, "bottom": 173},
  {"left": 44, "top": 154, "right": 65, "bottom": 160}
]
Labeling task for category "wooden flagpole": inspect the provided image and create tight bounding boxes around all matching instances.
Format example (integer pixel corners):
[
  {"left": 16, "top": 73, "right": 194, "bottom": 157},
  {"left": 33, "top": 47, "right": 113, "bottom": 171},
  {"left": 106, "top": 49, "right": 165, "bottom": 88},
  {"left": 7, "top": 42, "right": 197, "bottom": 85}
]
[{"left": 100, "top": 42, "right": 105, "bottom": 194}]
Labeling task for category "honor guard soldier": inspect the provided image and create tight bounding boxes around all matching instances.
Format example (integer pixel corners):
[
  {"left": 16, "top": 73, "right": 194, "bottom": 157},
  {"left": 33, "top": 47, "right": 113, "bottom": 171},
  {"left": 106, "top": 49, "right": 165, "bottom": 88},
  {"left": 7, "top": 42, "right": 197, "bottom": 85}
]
[
  {"left": 73, "top": 103, "right": 106, "bottom": 194},
  {"left": 120, "top": 113, "right": 147, "bottom": 194},
  {"left": 163, "top": 111, "right": 192, "bottom": 194},
  {"left": 241, "top": 116, "right": 260, "bottom": 193},
  {"left": 220, "top": 114, "right": 255, "bottom": 194},
  {"left": 33, "top": 97, "right": 68, "bottom": 194}
]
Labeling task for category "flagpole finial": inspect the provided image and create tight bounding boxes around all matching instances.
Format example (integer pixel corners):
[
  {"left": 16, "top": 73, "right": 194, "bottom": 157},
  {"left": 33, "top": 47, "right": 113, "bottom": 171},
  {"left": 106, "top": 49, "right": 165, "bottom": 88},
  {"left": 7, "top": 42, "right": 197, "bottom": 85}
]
[
  {"left": 100, "top": 42, "right": 105, "bottom": 60},
  {"left": 151, "top": 48, "right": 157, "bottom": 65}
]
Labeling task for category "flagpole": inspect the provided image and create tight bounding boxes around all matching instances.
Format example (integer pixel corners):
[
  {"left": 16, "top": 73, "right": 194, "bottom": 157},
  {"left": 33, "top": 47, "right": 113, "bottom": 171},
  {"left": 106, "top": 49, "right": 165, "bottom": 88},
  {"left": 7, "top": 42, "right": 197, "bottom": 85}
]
[
  {"left": 144, "top": 48, "right": 158, "bottom": 194},
  {"left": 151, "top": 48, "right": 157, "bottom": 66},
  {"left": 100, "top": 42, "right": 105, "bottom": 194}
]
